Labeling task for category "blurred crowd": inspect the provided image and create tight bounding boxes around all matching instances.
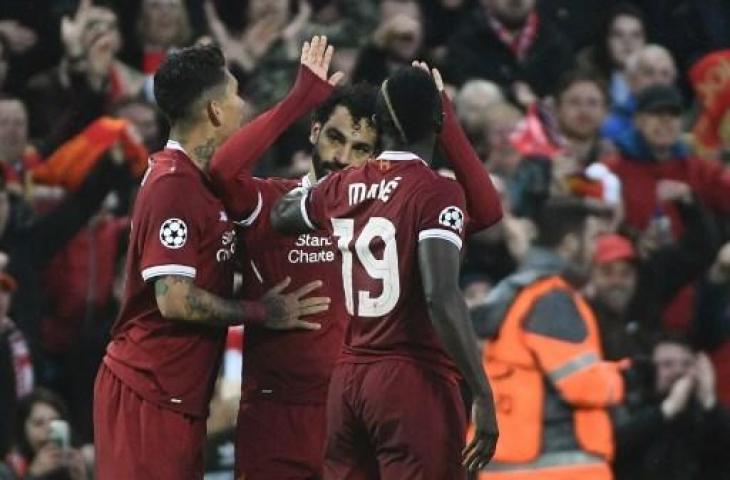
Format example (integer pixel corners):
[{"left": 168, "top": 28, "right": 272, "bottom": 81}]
[{"left": 0, "top": 0, "right": 729, "bottom": 479}]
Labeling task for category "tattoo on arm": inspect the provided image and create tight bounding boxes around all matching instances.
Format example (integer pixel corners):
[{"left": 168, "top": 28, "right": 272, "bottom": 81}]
[{"left": 154, "top": 275, "right": 250, "bottom": 326}]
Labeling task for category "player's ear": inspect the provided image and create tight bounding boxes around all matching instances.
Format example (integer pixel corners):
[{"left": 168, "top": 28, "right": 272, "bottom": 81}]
[
  {"left": 207, "top": 100, "right": 224, "bottom": 127},
  {"left": 309, "top": 122, "right": 322, "bottom": 145}
]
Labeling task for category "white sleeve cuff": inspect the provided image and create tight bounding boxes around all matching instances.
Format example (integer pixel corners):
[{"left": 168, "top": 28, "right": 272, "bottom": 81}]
[
  {"left": 234, "top": 191, "right": 263, "bottom": 227},
  {"left": 141, "top": 264, "right": 196, "bottom": 281},
  {"left": 300, "top": 191, "right": 316, "bottom": 231},
  {"left": 418, "top": 229, "right": 463, "bottom": 250}
]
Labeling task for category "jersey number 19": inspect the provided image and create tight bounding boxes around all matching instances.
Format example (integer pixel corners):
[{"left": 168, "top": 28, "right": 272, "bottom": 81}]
[{"left": 332, "top": 217, "right": 400, "bottom": 317}]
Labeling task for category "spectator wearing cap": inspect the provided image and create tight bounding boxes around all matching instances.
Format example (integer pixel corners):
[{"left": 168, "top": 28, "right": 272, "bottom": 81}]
[
  {"left": 604, "top": 83, "right": 730, "bottom": 240},
  {"left": 588, "top": 190, "right": 720, "bottom": 363},
  {"left": 601, "top": 44, "right": 678, "bottom": 143},
  {"left": 444, "top": 0, "right": 573, "bottom": 99},
  {"left": 611, "top": 334, "right": 730, "bottom": 480}
]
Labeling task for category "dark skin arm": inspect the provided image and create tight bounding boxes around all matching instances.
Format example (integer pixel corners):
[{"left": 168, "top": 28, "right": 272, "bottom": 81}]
[
  {"left": 153, "top": 275, "right": 329, "bottom": 329},
  {"left": 271, "top": 187, "right": 314, "bottom": 234},
  {"left": 418, "top": 238, "right": 498, "bottom": 472}
]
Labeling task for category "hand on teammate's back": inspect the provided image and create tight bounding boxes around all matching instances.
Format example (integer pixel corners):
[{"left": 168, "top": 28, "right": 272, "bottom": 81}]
[
  {"left": 300, "top": 35, "right": 345, "bottom": 86},
  {"left": 464, "top": 396, "right": 499, "bottom": 472},
  {"left": 262, "top": 277, "right": 330, "bottom": 331}
]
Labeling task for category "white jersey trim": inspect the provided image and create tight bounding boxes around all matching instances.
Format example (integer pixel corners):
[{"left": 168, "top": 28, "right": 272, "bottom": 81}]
[
  {"left": 301, "top": 191, "right": 316, "bottom": 231},
  {"left": 378, "top": 150, "right": 422, "bottom": 162},
  {"left": 418, "top": 229, "right": 463, "bottom": 250},
  {"left": 234, "top": 191, "right": 263, "bottom": 227},
  {"left": 165, "top": 139, "right": 188, "bottom": 155},
  {"left": 141, "top": 264, "right": 197, "bottom": 281}
]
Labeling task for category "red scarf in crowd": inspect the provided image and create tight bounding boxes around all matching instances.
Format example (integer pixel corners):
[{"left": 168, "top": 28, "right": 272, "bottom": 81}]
[
  {"left": 487, "top": 10, "right": 539, "bottom": 61},
  {"left": 1, "top": 316, "right": 33, "bottom": 399}
]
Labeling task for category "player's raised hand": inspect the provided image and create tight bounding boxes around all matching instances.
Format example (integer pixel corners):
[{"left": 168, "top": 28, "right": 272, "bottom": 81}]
[
  {"left": 412, "top": 60, "right": 444, "bottom": 93},
  {"left": 300, "top": 35, "right": 345, "bottom": 86},
  {"left": 463, "top": 396, "right": 499, "bottom": 472},
  {"left": 262, "top": 277, "right": 330, "bottom": 331}
]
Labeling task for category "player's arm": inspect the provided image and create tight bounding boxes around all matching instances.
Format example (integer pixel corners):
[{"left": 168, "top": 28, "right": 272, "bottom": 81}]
[
  {"left": 209, "top": 35, "right": 343, "bottom": 219},
  {"left": 418, "top": 238, "right": 499, "bottom": 471},
  {"left": 413, "top": 62, "right": 503, "bottom": 233},
  {"left": 153, "top": 274, "right": 329, "bottom": 330},
  {"left": 271, "top": 186, "right": 318, "bottom": 234}
]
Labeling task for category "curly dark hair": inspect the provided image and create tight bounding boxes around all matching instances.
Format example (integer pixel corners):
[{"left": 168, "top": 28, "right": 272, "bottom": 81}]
[
  {"left": 153, "top": 44, "right": 227, "bottom": 125},
  {"left": 375, "top": 66, "right": 442, "bottom": 147},
  {"left": 312, "top": 82, "right": 377, "bottom": 129}
]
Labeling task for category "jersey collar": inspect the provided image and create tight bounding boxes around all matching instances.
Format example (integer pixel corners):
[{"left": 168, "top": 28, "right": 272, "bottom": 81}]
[
  {"left": 165, "top": 139, "right": 188, "bottom": 155},
  {"left": 377, "top": 150, "right": 422, "bottom": 162}
]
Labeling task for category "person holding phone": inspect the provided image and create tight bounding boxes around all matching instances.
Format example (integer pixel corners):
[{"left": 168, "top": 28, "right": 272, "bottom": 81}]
[{"left": 4, "top": 389, "right": 87, "bottom": 480}]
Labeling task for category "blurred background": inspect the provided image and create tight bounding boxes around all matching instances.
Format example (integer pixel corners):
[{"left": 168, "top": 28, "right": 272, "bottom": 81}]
[{"left": 0, "top": 0, "right": 729, "bottom": 479}]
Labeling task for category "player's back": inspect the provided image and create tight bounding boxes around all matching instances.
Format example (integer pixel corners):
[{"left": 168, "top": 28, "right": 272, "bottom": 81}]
[{"left": 308, "top": 152, "right": 468, "bottom": 379}]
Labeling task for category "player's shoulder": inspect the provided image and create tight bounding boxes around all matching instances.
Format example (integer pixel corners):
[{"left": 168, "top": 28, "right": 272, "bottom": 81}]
[
  {"left": 411, "top": 166, "right": 464, "bottom": 196},
  {"left": 142, "top": 152, "right": 200, "bottom": 191}
]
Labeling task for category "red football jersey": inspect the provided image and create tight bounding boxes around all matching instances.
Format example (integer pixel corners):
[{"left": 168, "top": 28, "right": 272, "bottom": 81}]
[
  {"left": 104, "top": 141, "right": 236, "bottom": 418},
  {"left": 305, "top": 151, "right": 469, "bottom": 379},
  {"left": 236, "top": 175, "right": 346, "bottom": 404}
]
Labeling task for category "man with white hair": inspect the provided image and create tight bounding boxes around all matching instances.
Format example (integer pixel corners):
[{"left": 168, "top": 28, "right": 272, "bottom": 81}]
[
  {"left": 455, "top": 79, "right": 504, "bottom": 137},
  {"left": 602, "top": 44, "right": 677, "bottom": 142}
]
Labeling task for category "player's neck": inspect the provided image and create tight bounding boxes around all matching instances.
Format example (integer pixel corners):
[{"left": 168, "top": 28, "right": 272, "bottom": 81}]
[{"left": 169, "top": 126, "right": 219, "bottom": 173}]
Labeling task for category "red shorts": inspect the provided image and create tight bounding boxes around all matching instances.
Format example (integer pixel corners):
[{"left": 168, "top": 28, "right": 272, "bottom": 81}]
[
  {"left": 93, "top": 364, "right": 206, "bottom": 480},
  {"left": 235, "top": 399, "right": 327, "bottom": 479},
  {"left": 324, "top": 360, "right": 467, "bottom": 480}
]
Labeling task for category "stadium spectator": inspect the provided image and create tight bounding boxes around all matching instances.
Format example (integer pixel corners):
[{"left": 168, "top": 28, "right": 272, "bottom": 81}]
[
  {"left": 0, "top": 272, "right": 32, "bottom": 463},
  {"left": 204, "top": 0, "right": 318, "bottom": 110},
  {"left": 601, "top": 44, "right": 678, "bottom": 142},
  {"left": 5, "top": 388, "right": 88, "bottom": 480},
  {"left": 471, "top": 201, "right": 624, "bottom": 480},
  {"left": 444, "top": 0, "right": 574, "bottom": 98},
  {"left": 351, "top": 1, "right": 424, "bottom": 86},
  {"left": 133, "top": 0, "right": 193, "bottom": 74},
  {"left": 0, "top": 97, "right": 40, "bottom": 192},
  {"left": 112, "top": 98, "right": 164, "bottom": 152},
  {"left": 553, "top": 71, "right": 613, "bottom": 180},
  {"left": 460, "top": 273, "right": 492, "bottom": 309},
  {"left": 605, "top": 84, "right": 730, "bottom": 236},
  {"left": 508, "top": 70, "right": 619, "bottom": 218},
  {"left": 538, "top": 0, "right": 619, "bottom": 52},
  {"left": 612, "top": 335, "right": 730, "bottom": 480},
  {"left": 39, "top": 206, "right": 129, "bottom": 444},
  {"left": 636, "top": 0, "right": 730, "bottom": 76},
  {"left": 421, "top": 0, "right": 473, "bottom": 65},
  {"left": 454, "top": 79, "right": 504, "bottom": 145},
  {"left": 695, "top": 242, "right": 730, "bottom": 405},
  {"left": 689, "top": 49, "right": 730, "bottom": 163},
  {"left": 588, "top": 195, "right": 721, "bottom": 362},
  {"left": 578, "top": 4, "right": 647, "bottom": 108},
  {"left": 0, "top": 152, "right": 131, "bottom": 376},
  {"left": 24, "top": 1, "right": 144, "bottom": 144}
]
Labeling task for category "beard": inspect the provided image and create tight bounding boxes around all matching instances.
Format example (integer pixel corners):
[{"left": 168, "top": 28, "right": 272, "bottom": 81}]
[
  {"left": 598, "top": 287, "right": 633, "bottom": 313},
  {"left": 312, "top": 149, "right": 346, "bottom": 179}
]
